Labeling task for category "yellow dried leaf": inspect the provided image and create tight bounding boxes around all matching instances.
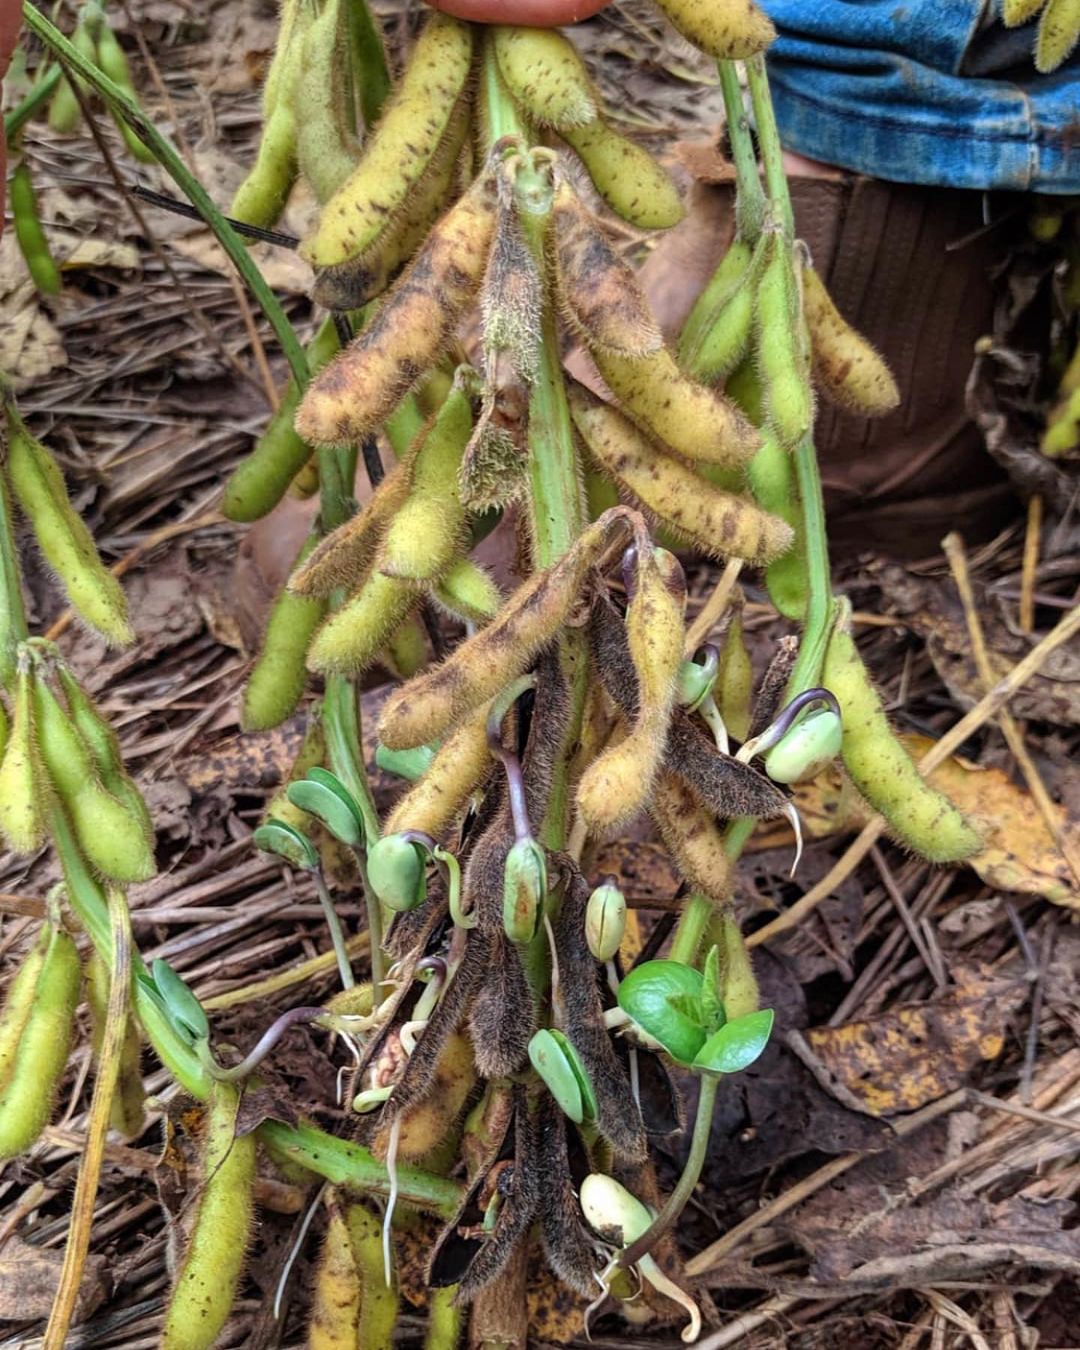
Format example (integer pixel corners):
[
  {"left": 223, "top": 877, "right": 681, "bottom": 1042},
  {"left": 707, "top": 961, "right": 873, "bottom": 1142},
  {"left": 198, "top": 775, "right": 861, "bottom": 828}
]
[{"left": 804, "top": 967, "right": 1027, "bottom": 1116}]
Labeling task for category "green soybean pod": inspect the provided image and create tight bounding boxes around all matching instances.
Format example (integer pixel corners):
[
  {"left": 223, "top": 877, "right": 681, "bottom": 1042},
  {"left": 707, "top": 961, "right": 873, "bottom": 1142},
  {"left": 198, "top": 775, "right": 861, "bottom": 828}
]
[
  {"left": 47, "top": 20, "right": 99, "bottom": 133},
  {"left": 296, "top": 0, "right": 359, "bottom": 204},
  {"left": 4, "top": 406, "right": 133, "bottom": 647},
  {"left": 0, "top": 924, "right": 81, "bottom": 1160},
  {"left": 0, "top": 667, "right": 47, "bottom": 854},
  {"left": 34, "top": 674, "right": 155, "bottom": 882},
  {"left": 55, "top": 665, "right": 154, "bottom": 844},
  {"left": 10, "top": 164, "right": 62, "bottom": 296},
  {"left": 93, "top": 23, "right": 158, "bottom": 164},
  {"left": 746, "top": 431, "right": 807, "bottom": 620},
  {"left": 754, "top": 234, "right": 813, "bottom": 450},
  {"left": 822, "top": 602, "right": 982, "bottom": 863},
  {"left": 679, "top": 238, "right": 755, "bottom": 368},
  {"left": 0, "top": 696, "right": 8, "bottom": 759},
  {"left": 161, "top": 1081, "right": 257, "bottom": 1350},
  {"left": 222, "top": 318, "right": 341, "bottom": 522},
  {"left": 0, "top": 926, "right": 49, "bottom": 1094},
  {"left": 241, "top": 534, "right": 327, "bottom": 731},
  {"left": 344, "top": 1201, "right": 399, "bottom": 1350}
]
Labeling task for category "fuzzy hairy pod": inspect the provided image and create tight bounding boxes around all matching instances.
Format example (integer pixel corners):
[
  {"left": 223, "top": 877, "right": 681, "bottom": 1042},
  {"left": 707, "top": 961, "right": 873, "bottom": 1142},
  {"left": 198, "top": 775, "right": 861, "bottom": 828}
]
[
  {"left": 690, "top": 269, "right": 756, "bottom": 384},
  {"left": 308, "top": 571, "right": 422, "bottom": 676},
  {"left": 296, "top": 0, "right": 358, "bottom": 205},
  {"left": 679, "top": 237, "right": 756, "bottom": 372},
  {"left": 746, "top": 428, "right": 808, "bottom": 619},
  {"left": 34, "top": 675, "right": 155, "bottom": 882},
  {"left": 0, "top": 924, "right": 80, "bottom": 1159},
  {"left": 290, "top": 458, "right": 414, "bottom": 599},
  {"left": 242, "top": 535, "right": 326, "bottom": 730},
  {"left": 748, "top": 635, "right": 799, "bottom": 740},
  {"left": 754, "top": 233, "right": 814, "bottom": 449},
  {"left": 492, "top": 25, "right": 597, "bottom": 129},
  {"left": 715, "top": 915, "right": 760, "bottom": 1019},
  {"left": 5, "top": 409, "right": 132, "bottom": 646},
  {"left": 311, "top": 93, "right": 471, "bottom": 312},
  {"left": 801, "top": 265, "right": 900, "bottom": 416},
  {"left": 551, "top": 180, "right": 662, "bottom": 357},
  {"left": 380, "top": 384, "right": 473, "bottom": 582},
  {"left": 223, "top": 318, "right": 341, "bottom": 523},
  {"left": 651, "top": 0, "right": 776, "bottom": 57},
  {"left": 302, "top": 14, "right": 474, "bottom": 268},
  {"left": 1036, "top": 0, "right": 1080, "bottom": 70},
  {"left": 1003, "top": 0, "right": 1045, "bottom": 23},
  {"left": 296, "top": 172, "right": 499, "bottom": 446},
  {"left": 161, "top": 1082, "right": 257, "bottom": 1350},
  {"left": 716, "top": 605, "right": 753, "bottom": 742},
  {"left": 649, "top": 771, "right": 733, "bottom": 901},
  {"left": 569, "top": 381, "right": 791, "bottom": 564},
  {"left": 0, "top": 668, "right": 47, "bottom": 854},
  {"left": 85, "top": 952, "right": 145, "bottom": 1138},
  {"left": 0, "top": 927, "right": 49, "bottom": 1095},
  {"left": 47, "top": 20, "right": 97, "bottom": 133},
  {"left": 55, "top": 666, "right": 153, "bottom": 844},
  {"left": 384, "top": 702, "right": 492, "bottom": 838},
  {"left": 469, "top": 932, "right": 536, "bottom": 1077},
  {"left": 480, "top": 190, "right": 543, "bottom": 386},
  {"left": 577, "top": 547, "right": 686, "bottom": 832},
  {"left": 343, "top": 1203, "right": 399, "bottom": 1349},
  {"left": 823, "top": 603, "right": 982, "bottom": 862},
  {"left": 383, "top": 1031, "right": 476, "bottom": 1160},
  {"left": 561, "top": 119, "right": 684, "bottom": 230},
  {"left": 308, "top": 1201, "right": 362, "bottom": 1350},
  {"left": 591, "top": 345, "right": 760, "bottom": 469},
  {"left": 432, "top": 557, "right": 502, "bottom": 624},
  {"left": 535, "top": 1096, "right": 597, "bottom": 1297},
  {"left": 377, "top": 512, "right": 624, "bottom": 750}
]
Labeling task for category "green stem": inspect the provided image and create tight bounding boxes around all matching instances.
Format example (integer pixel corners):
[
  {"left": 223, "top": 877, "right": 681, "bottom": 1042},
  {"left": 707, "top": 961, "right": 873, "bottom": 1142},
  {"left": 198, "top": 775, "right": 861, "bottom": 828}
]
[
  {"left": 717, "top": 61, "right": 766, "bottom": 240},
  {"left": 314, "top": 871, "right": 356, "bottom": 990},
  {"left": 786, "top": 435, "right": 834, "bottom": 694},
  {"left": 617, "top": 1074, "right": 719, "bottom": 1267},
  {"left": 478, "top": 31, "right": 529, "bottom": 150},
  {"left": 22, "top": 2, "right": 307, "bottom": 386},
  {"left": 0, "top": 466, "right": 28, "bottom": 685},
  {"left": 745, "top": 55, "right": 793, "bottom": 239},
  {"left": 4, "top": 64, "right": 62, "bottom": 142},
  {"left": 668, "top": 894, "right": 712, "bottom": 967}
]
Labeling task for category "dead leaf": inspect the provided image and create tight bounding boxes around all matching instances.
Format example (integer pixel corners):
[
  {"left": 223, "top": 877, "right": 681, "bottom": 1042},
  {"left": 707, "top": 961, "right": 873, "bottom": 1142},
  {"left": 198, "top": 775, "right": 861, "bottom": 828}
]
[
  {"left": 0, "top": 235, "right": 66, "bottom": 388},
  {"left": 0, "top": 1235, "right": 108, "bottom": 1323},
  {"left": 802, "top": 966, "right": 1027, "bottom": 1116},
  {"left": 171, "top": 231, "right": 313, "bottom": 296}
]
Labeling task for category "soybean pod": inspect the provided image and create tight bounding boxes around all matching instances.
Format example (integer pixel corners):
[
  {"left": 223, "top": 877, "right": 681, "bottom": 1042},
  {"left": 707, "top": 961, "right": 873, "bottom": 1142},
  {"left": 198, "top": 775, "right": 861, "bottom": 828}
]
[
  {"left": 94, "top": 22, "right": 158, "bottom": 164},
  {"left": 0, "top": 922, "right": 81, "bottom": 1160},
  {"left": 0, "top": 666, "right": 46, "bottom": 854},
  {"left": 10, "top": 163, "right": 62, "bottom": 296},
  {"left": 242, "top": 534, "right": 327, "bottom": 731},
  {"left": 822, "top": 602, "right": 982, "bottom": 863},
  {"left": 161, "top": 1081, "right": 257, "bottom": 1350},
  {"left": 0, "top": 926, "right": 50, "bottom": 1094}
]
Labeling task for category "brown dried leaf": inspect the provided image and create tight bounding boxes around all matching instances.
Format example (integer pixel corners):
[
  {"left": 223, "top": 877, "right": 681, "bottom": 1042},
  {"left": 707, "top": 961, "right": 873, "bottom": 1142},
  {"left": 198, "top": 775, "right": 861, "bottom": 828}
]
[
  {"left": 803, "top": 966, "right": 1027, "bottom": 1116},
  {"left": 0, "top": 1235, "right": 108, "bottom": 1322}
]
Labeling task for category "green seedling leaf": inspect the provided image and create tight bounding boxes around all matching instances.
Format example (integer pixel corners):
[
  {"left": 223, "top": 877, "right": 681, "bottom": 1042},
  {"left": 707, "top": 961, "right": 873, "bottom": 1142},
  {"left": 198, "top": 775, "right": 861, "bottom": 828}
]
[
  {"left": 375, "top": 741, "right": 437, "bottom": 783},
  {"left": 253, "top": 817, "right": 319, "bottom": 871},
  {"left": 150, "top": 958, "right": 210, "bottom": 1042},
  {"left": 286, "top": 769, "right": 365, "bottom": 846},
  {"left": 617, "top": 960, "right": 707, "bottom": 1066},
  {"left": 692, "top": 1008, "right": 775, "bottom": 1077},
  {"left": 367, "top": 833, "right": 427, "bottom": 912},
  {"left": 529, "top": 1028, "right": 597, "bottom": 1124}
]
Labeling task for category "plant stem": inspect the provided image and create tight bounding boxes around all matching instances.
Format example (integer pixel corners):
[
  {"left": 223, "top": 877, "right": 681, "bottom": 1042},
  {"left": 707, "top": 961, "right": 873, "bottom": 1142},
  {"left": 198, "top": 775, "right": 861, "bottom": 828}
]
[
  {"left": 478, "top": 31, "right": 529, "bottom": 150},
  {"left": 22, "top": 2, "right": 308, "bottom": 386},
  {"left": 745, "top": 55, "right": 794, "bottom": 239},
  {"left": 617, "top": 1074, "right": 719, "bottom": 1268},
  {"left": 0, "top": 466, "right": 28, "bottom": 685},
  {"left": 786, "top": 436, "right": 834, "bottom": 694},
  {"left": 668, "top": 894, "right": 712, "bottom": 967},
  {"left": 4, "top": 64, "right": 62, "bottom": 142},
  {"left": 314, "top": 871, "right": 357, "bottom": 990},
  {"left": 717, "top": 61, "right": 766, "bottom": 240}
]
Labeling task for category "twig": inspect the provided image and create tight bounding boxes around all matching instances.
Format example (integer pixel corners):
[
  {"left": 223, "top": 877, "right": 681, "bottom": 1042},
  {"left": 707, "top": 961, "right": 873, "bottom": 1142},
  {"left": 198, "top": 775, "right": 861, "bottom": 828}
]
[
  {"left": 966, "top": 1088, "right": 1080, "bottom": 1137},
  {"left": 942, "top": 531, "right": 1080, "bottom": 890},
  {"left": 684, "top": 558, "right": 743, "bottom": 654},
  {"left": 202, "top": 934, "right": 370, "bottom": 1010},
  {"left": 44, "top": 886, "right": 132, "bottom": 1349},
  {"left": 748, "top": 601, "right": 1080, "bottom": 948},
  {"left": 1019, "top": 495, "right": 1042, "bottom": 634}
]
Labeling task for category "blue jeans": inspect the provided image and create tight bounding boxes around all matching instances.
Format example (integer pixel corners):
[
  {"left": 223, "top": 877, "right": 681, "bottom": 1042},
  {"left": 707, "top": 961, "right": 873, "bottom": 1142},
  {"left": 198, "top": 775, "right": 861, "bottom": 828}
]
[{"left": 760, "top": 0, "right": 1080, "bottom": 191}]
